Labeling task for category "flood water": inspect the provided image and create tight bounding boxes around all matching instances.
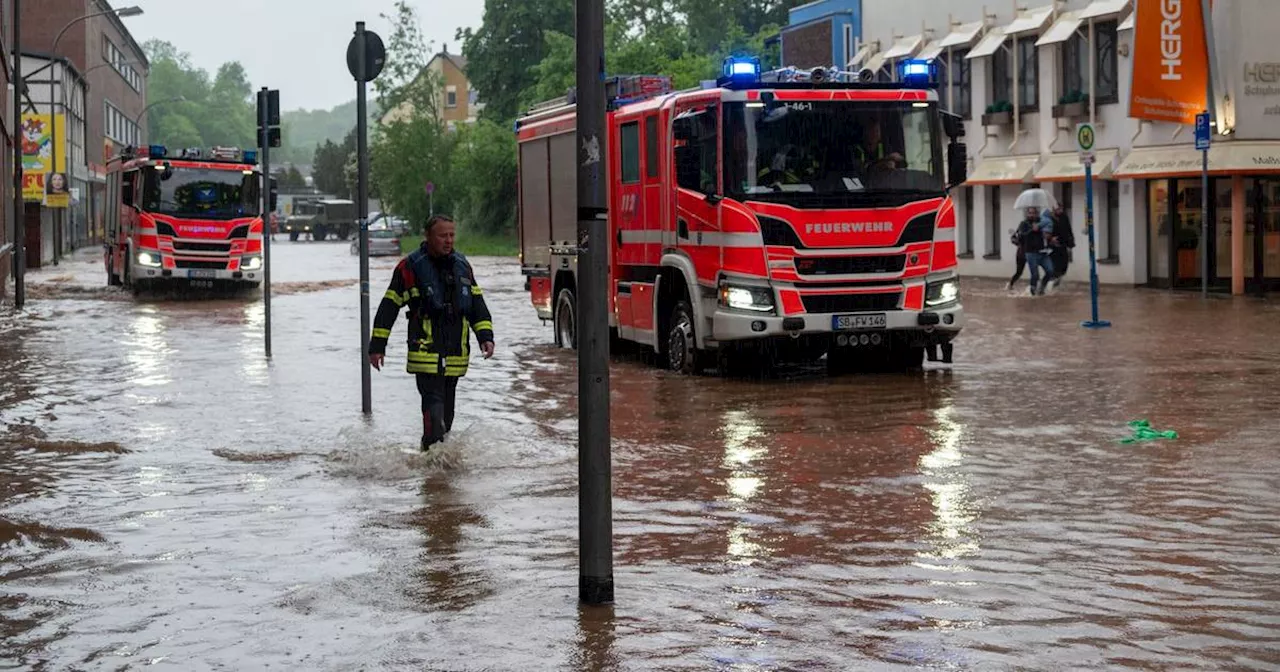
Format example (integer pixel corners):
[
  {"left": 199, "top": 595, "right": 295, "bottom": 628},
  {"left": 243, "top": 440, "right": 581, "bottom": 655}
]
[{"left": 2, "top": 243, "right": 1279, "bottom": 670}]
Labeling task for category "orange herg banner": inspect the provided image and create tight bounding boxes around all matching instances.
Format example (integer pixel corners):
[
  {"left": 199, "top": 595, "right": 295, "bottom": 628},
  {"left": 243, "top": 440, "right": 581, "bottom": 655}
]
[{"left": 1129, "top": 0, "right": 1210, "bottom": 125}]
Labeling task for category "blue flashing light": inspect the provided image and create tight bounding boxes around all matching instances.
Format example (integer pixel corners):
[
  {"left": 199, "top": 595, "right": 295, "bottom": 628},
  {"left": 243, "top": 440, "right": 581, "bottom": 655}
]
[
  {"left": 242, "top": 149, "right": 258, "bottom": 164},
  {"left": 148, "top": 144, "right": 167, "bottom": 158},
  {"left": 897, "top": 59, "right": 939, "bottom": 87},
  {"left": 722, "top": 56, "right": 761, "bottom": 81}
]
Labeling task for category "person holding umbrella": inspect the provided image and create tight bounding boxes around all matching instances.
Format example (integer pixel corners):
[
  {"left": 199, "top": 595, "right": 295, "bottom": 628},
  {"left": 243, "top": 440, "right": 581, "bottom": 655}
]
[{"left": 1013, "top": 189, "right": 1057, "bottom": 296}]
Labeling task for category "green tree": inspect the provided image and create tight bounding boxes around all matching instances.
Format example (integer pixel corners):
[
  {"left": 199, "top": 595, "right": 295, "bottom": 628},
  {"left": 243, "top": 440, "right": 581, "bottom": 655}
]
[
  {"left": 448, "top": 119, "right": 517, "bottom": 236},
  {"left": 458, "top": 0, "right": 574, "bottom": 121},
  {"left": 143, "top": 40, "right": 258, "bottom": 151},
  {"left": 278, "top": 165, "right": 307, "bottom": 189},
  {"left": 312, "top": 128, "right": 356, "bottom": 197}
]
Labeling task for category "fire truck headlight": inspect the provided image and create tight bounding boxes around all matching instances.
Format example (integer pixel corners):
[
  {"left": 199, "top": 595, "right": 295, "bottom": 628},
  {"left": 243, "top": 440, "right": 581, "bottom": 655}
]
[
  {"left": 243, "top": 255, "right": 263, "bottom": 271},
  {"left": 719, "top": 282, "right": 774, "bottom": 313},
  {"left": 925, "top": 278, "right": 960, "bottom": 307},
  {"left": 136, "top": 251, "right": 162, "bottom": 268}
]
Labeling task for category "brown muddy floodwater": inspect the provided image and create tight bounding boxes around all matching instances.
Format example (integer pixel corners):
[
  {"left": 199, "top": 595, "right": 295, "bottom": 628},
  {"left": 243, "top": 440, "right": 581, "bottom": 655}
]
[{"left": 2, "top": 243, "right": 1279, "bottom": 671}]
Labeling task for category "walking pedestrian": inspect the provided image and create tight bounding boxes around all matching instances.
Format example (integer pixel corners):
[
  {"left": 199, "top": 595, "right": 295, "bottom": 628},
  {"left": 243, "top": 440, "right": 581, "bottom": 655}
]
[
  {"left": 1049, "top": 204, "right": 1075, "bottom": 285},
  {"left": 1006, "top": 227, "right": 1027, "bottom": 291},
  {"left": 1015, "top": 207, "right": 1056, "bottom": 295},
  {"left": 369, "top": 215, "right": 495, "bottom": 451}
]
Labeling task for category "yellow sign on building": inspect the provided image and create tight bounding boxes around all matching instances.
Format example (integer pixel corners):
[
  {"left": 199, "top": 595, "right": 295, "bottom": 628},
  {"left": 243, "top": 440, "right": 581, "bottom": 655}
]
[{"left": 20, "top": 113, "right": 66, "bottom": 202}]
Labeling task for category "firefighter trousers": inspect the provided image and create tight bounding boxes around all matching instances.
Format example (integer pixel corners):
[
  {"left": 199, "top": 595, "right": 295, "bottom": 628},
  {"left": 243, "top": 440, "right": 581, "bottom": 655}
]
[{"left": 416, "top": 374, "right": 459, "bottom": 448}]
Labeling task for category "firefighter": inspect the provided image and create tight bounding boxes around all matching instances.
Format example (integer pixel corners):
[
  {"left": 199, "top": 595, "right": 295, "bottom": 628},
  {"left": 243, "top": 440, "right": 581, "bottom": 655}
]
[
  {"left": 855, "top": 118, "right": 906, "bottom": 171},
  {"left": 368, "top": 214, "right": 495, "bottom": 452}
]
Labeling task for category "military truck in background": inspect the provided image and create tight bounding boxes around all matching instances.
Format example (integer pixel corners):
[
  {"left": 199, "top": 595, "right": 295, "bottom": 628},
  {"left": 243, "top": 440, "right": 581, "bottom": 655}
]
[
  {"left": 283, "top": 197, "right": 321, "bottom": 241},
  {"left": 311, "top": 199, "right": 356, "bottom": 241}
]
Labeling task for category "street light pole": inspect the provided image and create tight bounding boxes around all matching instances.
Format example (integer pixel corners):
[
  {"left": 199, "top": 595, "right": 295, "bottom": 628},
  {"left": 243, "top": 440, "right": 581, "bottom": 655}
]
[
  {"left": 576, "top": 0, "right": 613, "bottom": 606},
  {"left": 133, "top": 96, "right": 185, "bottom": 129},
  {"left": 48, "top": 6, "right": 143, "bottom": 264},
  {"left": 12, "top": 0, "right": 23, "bottom": 308}
]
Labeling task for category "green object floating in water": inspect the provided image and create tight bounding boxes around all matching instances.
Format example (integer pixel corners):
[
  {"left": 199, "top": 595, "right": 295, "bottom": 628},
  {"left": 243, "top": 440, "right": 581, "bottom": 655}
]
[{"left": 1120, "top": 419, "right": 1179, "bottom": 444}]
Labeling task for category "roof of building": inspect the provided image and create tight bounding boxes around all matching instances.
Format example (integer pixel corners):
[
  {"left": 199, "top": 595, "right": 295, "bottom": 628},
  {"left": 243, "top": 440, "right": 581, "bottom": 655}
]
[{"left": 429, "top": 50, "right": 468, "bottom": 73}]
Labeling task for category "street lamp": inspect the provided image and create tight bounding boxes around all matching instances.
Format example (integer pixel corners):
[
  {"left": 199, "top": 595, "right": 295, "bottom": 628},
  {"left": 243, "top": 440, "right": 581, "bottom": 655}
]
[
  {"left": 49, "top": 4, "right": 143, "bottom": 259},
  {"left": 134, "top": 96, "right": 186, "bottom": 130}
]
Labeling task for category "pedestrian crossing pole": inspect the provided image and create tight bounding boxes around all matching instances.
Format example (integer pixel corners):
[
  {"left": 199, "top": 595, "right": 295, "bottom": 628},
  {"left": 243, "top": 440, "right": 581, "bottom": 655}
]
[
  {"left": 1077, "top": 122, "right": 1110, "bottom": 329},
  {"left": 347, "top": 22, "right": 385, "bottom": 415}
]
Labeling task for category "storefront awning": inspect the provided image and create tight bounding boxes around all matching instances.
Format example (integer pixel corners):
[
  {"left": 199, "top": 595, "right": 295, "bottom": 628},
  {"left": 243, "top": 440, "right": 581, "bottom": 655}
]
[
  {"left": 1079, "top": 0, "right": 1131, "bottom": 21},
  {"left": 966, "top": 155, "right": 1041, "bottom": 185},
  {"left": 1113, "top": 142, "right": 1280, "bottom": 179},
  {"left": 862, "top": 50, "right": 888, "bottom": 75},
  {"left": 1036, "top": 11, "right": 1082, "bottom": 46},
  {"left": 1118, "top": 11, "right": 1135, "bottom": 31},
  {"left": 1005, "top": 5, "right": 1055, "bottom": 36},
  {"left": 881, "top": 34, "right": 925, "bottom": 61},
  {"left": 937, "top": 21, "right": 986, "bottom": 50},
  {"left": 1034, "top": 150, "right": 1119, "bottom": 182},
  {"left": 917, "top": 41, "right": 944, "bottom": 61}
]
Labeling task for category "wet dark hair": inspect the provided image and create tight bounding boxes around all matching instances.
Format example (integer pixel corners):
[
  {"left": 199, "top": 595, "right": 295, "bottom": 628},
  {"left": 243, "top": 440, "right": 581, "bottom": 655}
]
[{"left": 425, "top": 214, "right": 455, "bottom": 233}]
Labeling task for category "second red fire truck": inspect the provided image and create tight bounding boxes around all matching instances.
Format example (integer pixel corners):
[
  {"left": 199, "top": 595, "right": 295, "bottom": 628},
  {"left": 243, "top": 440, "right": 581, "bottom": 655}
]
[
  {"left": 516, "top": 58, "right": 969, "bottom": 374},
  {"left": 104, "top": 145, "right": 268, "bottom": 294}
]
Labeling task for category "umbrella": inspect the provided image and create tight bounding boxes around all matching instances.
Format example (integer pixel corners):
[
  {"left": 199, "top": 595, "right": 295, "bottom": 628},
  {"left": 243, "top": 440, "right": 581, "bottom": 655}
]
[{"left": 1013, "top": 188, "right": 1057, "bottom": 212}]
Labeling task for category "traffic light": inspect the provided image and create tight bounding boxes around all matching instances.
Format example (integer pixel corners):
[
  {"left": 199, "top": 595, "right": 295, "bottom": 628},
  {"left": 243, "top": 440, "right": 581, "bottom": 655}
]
[
  {"left": 257, "top": 89, "right": 282, "bottom": 148},
  {"left": 268, "top": 176, "right": 279, "bottom": 210}
]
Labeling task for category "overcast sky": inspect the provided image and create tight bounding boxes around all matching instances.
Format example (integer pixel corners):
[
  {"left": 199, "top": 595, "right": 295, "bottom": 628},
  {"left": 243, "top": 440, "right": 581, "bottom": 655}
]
[{"left": 124, "top": 0, "right": 484, "bottom": 111}]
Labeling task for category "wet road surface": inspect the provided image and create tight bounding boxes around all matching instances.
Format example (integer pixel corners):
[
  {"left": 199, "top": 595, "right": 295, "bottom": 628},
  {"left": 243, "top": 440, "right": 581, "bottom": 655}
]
[{"left": 3, "top": 242, "right": 1280, "bottom": 670}]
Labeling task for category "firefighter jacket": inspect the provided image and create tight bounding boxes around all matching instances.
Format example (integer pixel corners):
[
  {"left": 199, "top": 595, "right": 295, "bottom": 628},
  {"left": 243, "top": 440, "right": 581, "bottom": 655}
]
[{"left": 369, "top": 246, "right": 494, "bottom": 377}]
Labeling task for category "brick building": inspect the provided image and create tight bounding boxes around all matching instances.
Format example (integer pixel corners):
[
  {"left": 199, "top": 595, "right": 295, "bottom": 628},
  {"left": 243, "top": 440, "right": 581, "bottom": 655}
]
[
  {"left": 21, "top": 0, "right": 147, "bottom": 253},
  {"left": 0, "top": 0, "right": 13, "bottom": 300}
]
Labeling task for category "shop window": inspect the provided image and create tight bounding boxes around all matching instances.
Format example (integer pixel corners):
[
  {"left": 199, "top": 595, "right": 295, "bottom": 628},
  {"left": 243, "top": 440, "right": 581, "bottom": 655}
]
[
  {"left": 961, "top": 186, "right": 974, "bottom": 256},
  {"left": 1104, "top": 181, "right": 1119, "bottom": 261},
  {"left": 986, "top": 186, "right": 1002, "bottom": 259}
]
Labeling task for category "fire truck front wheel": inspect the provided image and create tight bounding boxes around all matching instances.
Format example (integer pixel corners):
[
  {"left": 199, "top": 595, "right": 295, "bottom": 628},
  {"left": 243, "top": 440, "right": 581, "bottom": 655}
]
[
  {"left": 666, "top": 300, "right": 708, "bottom": 375},
  {"left": 554, "top": 288, "right": 577, "bottom": 350}
]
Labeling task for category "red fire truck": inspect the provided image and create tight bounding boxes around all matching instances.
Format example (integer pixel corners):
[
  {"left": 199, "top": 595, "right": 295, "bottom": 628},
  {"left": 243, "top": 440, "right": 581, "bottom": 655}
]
[
  {"left": 516, "top": 58, "right": 969, "bottom": 374},
  {"left": 104, "top": 145, "right": 268, "bottom": 293}
]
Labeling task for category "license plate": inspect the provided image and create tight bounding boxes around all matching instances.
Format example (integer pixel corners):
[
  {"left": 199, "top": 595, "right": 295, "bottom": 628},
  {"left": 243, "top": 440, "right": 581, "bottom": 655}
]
[
  {"left": 833, "top": 313, "right": 887, "bottom": 330},
  {"left": 187, "top": 269, "right": 216, "bottom": 279}
]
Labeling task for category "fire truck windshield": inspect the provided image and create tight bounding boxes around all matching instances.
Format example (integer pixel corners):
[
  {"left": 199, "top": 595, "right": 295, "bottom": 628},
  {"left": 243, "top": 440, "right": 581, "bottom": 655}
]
[
  {"left": 141, "top": 166, "right": 261, "bottom": 220},
  {"left": 723, "top": 101, "right": 944, "bottom": 206}
]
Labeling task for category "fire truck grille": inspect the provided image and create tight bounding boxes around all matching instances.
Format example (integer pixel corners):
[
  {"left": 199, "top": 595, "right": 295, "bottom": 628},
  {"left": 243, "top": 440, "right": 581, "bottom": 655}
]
[
  {"left": 173, "top": 240, "right": 232, "bottom": 253},
  {"left": 795, "top": 255, "right": 906, "bottom": 276},
  {"left": 175, "top": 259, "right": 228, "bottom": 270},
  {"left": 801, "top": 292, "right": 901, "bottom": 313}
]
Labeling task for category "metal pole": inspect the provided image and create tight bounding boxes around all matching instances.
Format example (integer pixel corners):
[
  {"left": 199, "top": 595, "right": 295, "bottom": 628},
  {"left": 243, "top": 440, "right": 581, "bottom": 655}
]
[
  {"left": 1201, "top": 122, "right": 1209, "bottom": 299},
  {"left": 356, "top": 22, "right": 372, "bottom": 416},
  {"left": 1081, "top": 161, "right": 1110, "bottom": 329},
  {"left": 12, "top": 0, "right": 24, "bottom": 309},
  {"left": 260, "top": 87, "right": 273, "bottom": 359},
  {"left": 576, "top": 0, "right": 613, "bottom": 606},
  {"left": 50, "top": 58, "right": 59, "bottom": 265}
]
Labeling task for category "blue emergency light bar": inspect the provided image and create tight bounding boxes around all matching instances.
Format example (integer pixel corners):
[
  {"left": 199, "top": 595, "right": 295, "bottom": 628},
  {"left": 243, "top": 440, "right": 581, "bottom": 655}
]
[
  {"left": 897, "top": 59, "right": 939, "bottom": 88},
  {"left": 242, "top": 149, "right": 258, "bottom": 164},
  {"left": 722, "top": 56, "right": 761, "bottom": 81},
  {"left": 148, "top": 144, "right": 167, "bottom": 158}
]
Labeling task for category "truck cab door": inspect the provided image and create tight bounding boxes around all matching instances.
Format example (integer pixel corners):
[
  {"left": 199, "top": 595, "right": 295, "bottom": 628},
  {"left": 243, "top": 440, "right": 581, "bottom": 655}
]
[{"left": 673, "top": 104, "right": 722, "bottom": 286}]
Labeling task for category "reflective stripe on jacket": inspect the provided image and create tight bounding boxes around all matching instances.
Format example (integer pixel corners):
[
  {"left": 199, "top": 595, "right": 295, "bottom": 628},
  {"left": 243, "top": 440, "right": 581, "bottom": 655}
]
[{"left": 369, "top": 245, "right": 494, "bottom": 377}]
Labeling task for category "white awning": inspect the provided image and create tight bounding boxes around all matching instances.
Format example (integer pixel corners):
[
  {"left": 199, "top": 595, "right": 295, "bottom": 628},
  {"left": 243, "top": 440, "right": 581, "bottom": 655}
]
[
  {"left": 882, "top": 34, "right": 925, "bottom": 61},
  {"left": 966, "top": 155, "right": 1041, "bottom": 185},
  {"left": 848, "top": 42, "right": 876, "bottom": 68},
  {"left": 967, "top": 28, "right": 1007, "bottom": 59},
  {"left": 1113, "top": 142, "right": 1280, "bottom": 179},
  {"left": 937, "top": 21, "right": 985, "bottom": 49},
  {"left": 1118, "top": 11, "right": 1135, "bottom": 31},
  {"left": 862, "top": 51, "right": 888, "bottom": 75},
  {"left": 1034, "top": 150, "right": 1120, "bottom": 182},
  {"left": 1005, "top": 5, "right": 1055, "bottom": 35},
  {"left": 1079, "top": 0, "right": 1131, "bottom": 21},
  {"left": 1036, "top": 11, "right": 1082, "bottom": 46},
  {"left": 917, "top": 41, "right": 945, "bottom": 61}
]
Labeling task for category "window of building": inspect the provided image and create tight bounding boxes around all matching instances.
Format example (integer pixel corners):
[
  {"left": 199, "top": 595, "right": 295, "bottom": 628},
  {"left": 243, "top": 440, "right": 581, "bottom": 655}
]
[
  {"left": 1104, "top": 180, "right": 1120, "bottom": 261},
  {"left": 1062, "top": 21, "right": 1119, "bottom": 104},
  {"left": 644, "top": 115, "right": 658, "bottom": 178},
  {"left": 949, "top": 49, "right": 972, "bottom": 119},
  {"left": 102, "top": 38, "right": 142, "bottom": 92},
  {"left": 961, "top": 186, "right": 974, "bottom": 256},
  {"left": 987, "top": 186, "right": 1002, "bottom": 258},
  {"left": 844, "top": 24, "right": 854, "bottom": 66},
  {"left": 446, "top": 85, "right": 458, "bottom": 108},
  {"left": 992, "top": 48, "right": 1011, "bottom": 106},
  {"left": 1061, "top": 181, "right": 1073, "bottom": 218},
  {"left": 619, "top": 121, "right": 640, "bottom": 184},
  {"left": 1017, "top": 38, "right": 1039, "bottom": 111},
  {"left": 104, "top": 101, "right": 140, "bottom": 147}
]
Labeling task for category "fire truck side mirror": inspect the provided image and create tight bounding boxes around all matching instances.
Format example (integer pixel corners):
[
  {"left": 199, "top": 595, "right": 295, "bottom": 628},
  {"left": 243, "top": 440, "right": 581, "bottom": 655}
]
[
  {"left": 941, "top": 111, "right": 965, "bottom": 140},
  {"left": 947, "top": 142, "right": 968, "bottom": 189}
]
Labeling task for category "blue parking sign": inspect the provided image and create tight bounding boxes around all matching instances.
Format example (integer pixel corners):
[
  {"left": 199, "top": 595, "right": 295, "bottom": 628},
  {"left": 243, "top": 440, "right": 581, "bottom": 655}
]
[{"left": 1195, "top": 113, "right": 1211, "bottom": 151}]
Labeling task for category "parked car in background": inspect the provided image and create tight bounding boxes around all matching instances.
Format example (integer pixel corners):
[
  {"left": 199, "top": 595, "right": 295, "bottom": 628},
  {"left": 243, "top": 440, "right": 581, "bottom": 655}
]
[
  {"left": 352, "top": 228, "right": 403, "bottom": 257},
  {"left": 368, "top": 211, "right": 410, "bottom": 235}
]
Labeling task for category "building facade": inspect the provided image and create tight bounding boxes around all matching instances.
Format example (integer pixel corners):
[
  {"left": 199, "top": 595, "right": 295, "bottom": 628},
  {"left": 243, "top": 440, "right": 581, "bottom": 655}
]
[
  {"left": 779, "top": 0, "right": 863, "bottom": 71},
  {"left": 828, "top": 0, "right": 1279, "bottom": 294},
  {"left": 21, "top": 0, "right": 147, "bottom": 255},
  {"left": 379, "top": 48, "right": 481, "bottom": 129},
  {"left": 19, "top": 53, "right": 89, "bottom": 267},
  {"left": 0, "top": 0, "right": 13, "bottom": 300}
]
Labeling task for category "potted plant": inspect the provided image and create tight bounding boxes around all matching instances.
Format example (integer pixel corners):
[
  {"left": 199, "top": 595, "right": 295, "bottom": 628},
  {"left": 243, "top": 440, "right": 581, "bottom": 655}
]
[
  {"left": 982, "top": 100, "right": 1014, "bottom": 126},
  {"left": 1053, "top": 90, "right": 1090, "bottom": 118}
]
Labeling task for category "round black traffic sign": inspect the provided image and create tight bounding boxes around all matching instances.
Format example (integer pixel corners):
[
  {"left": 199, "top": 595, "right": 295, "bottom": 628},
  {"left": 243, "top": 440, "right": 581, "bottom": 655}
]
[{"left": 347, "top": 29, "right": 386, "bottom": 83}]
